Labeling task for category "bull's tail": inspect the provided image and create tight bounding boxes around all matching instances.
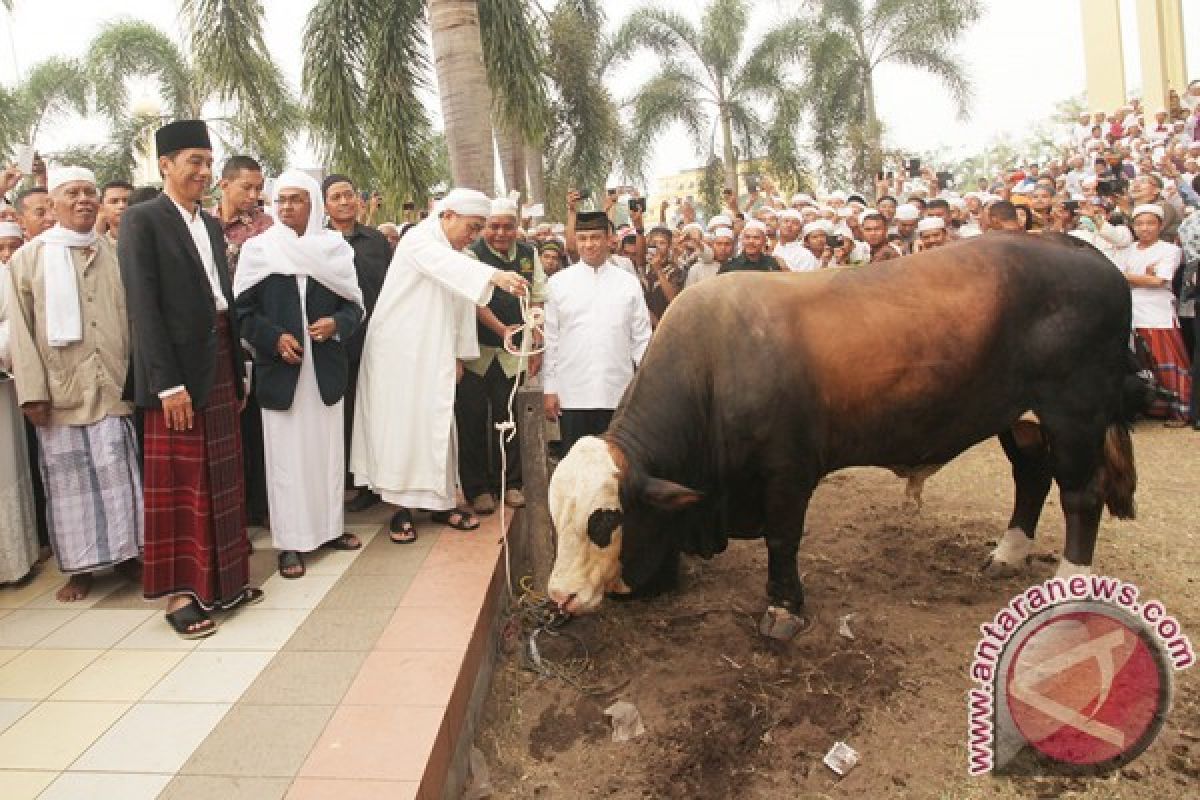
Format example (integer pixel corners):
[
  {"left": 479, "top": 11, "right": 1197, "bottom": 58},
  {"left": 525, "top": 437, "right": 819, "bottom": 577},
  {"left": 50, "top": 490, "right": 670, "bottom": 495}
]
[{"left": 1100, "top": 423, "right": 1137, "bottom": 519}]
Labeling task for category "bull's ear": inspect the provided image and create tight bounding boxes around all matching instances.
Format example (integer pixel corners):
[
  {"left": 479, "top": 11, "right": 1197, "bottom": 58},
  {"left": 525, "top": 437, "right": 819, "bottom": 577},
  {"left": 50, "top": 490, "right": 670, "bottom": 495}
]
[
  {"left": 587, "top": 508, "right": 623, "bottom": 548},
  {"left": 641, "top": 478, "right": 703, "bottom": 511}
]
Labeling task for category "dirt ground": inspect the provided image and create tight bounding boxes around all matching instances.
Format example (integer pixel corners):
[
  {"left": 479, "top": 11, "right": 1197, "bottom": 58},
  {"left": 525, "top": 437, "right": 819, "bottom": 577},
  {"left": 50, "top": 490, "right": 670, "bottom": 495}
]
[{"left": 473, "top": 424, "right": 1199, "bottom": 799}]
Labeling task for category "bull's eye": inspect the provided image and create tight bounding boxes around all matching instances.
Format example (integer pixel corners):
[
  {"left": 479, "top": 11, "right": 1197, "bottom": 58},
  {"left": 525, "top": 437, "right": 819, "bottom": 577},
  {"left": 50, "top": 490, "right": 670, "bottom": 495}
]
[{"left": 586, "top": 508, "right": 623, "bottom": 548}]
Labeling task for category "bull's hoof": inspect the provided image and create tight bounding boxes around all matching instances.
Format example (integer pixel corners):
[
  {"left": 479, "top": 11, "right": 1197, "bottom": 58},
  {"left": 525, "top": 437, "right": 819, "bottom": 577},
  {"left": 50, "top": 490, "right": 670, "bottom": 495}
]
[
  {"left": 982, "top": 529, "right": 1034, "bottom": 578},
  {"left": 758, "top": 605, "right": 813, "bottom": 641},
  {"left": 981, "top": 555, "right": 1029, "bottom": 579}
]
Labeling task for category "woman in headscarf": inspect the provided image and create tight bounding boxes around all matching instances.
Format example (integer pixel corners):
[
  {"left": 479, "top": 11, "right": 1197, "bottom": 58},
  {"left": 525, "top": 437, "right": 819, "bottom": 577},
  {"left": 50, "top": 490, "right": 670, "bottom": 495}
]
[{"left": 235, "top": 171, "right": 365, "bottom": 578}]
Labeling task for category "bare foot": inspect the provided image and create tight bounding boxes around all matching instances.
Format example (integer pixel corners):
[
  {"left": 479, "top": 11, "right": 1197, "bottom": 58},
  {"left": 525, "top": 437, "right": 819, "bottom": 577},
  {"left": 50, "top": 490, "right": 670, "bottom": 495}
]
[
  {"left": 56, "top": 573, "right": 93, "bottom": 603},
  {"left": 115, "top": 559, "right": 143, "bottom": 584}
]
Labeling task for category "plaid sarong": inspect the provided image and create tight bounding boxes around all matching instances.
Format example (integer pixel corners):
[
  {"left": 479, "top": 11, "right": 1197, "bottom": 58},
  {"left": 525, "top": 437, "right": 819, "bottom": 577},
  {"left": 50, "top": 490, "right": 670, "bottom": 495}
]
[
  {"left": 142, "top": 314, "right": 250, "bottom": 610},
  {"left": 36, "top": 415, "right": 143, "bottom": 574},
  {"left": 1137, "top": 326, "right": 1193, "bottom": 422}
]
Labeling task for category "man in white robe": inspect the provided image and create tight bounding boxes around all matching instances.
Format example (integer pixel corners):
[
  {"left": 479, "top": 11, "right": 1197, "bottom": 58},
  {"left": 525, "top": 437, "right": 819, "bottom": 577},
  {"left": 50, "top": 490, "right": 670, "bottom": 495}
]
[
  {"left": 350, "top": 189, "right": 528, "bottom": 542},
  {"left": 235, "top": 170, "right": 365, "bottom": 578}
]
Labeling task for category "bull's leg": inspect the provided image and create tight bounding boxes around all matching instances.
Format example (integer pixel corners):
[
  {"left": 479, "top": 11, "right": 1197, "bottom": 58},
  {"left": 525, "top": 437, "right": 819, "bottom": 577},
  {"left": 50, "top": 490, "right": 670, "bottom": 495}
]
[
  {"left": 758, "top": 483, "right": 813, "bottom": 640},
  {"left": 984, "top": 429, "right": 1053, "bottom": 576},
  {"left": 1045, "top": 426, "right": 1107, "bottom": 578}
]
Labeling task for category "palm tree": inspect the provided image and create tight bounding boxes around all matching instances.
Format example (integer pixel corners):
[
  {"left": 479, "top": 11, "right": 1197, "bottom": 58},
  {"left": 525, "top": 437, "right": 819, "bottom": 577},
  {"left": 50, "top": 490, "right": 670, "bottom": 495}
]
[
  {"left": 610, "top": 0, "right": 808, "bottom": 191},
  {"left": 0, "top": 57, "right": 90, "bottom": 161},
  {"left": 803, "top": 0, "right": 982, "bottom": 190},
  {"left": 87, "top": 3, "right": 300, "bottom": 176},
  {"left": 429, "top": 0, "right": 496, "bottom": 191}
]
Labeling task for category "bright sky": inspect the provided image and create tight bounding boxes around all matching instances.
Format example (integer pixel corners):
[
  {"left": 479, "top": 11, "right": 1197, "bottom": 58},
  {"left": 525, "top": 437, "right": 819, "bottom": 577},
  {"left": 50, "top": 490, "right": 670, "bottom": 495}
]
[{"left": 3, "top": 0, "right": 1199, "bottom": 183}]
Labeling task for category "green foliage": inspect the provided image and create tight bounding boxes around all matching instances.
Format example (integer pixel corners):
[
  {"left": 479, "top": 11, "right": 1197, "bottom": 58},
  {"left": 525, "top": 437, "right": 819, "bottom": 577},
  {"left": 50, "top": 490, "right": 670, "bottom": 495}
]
[
  {"left": 478, "top": 0, "right": 551, "bottom": 144},
  {"left": 0, "top": 57, "right": 91, "bottom": 162}
]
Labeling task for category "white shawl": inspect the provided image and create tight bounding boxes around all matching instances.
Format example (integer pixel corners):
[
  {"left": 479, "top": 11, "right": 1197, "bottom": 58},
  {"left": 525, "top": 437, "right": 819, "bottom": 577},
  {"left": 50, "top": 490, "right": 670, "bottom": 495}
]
[
  {"left": 234, "top": 169, "right": 364, "bottom": 313},
  {"left": 34, "top": 225, "right": 96, "bottom": 347}
]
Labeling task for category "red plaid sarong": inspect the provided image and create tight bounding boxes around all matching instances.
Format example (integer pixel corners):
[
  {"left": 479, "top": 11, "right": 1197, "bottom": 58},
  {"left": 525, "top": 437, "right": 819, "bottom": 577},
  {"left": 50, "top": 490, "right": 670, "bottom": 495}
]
[
  {"left": 1137, "top": 326, "right": 1193, "bottom": 422},
  {"left": 142, "top": 314, "right": 250, "bottom": 609}
]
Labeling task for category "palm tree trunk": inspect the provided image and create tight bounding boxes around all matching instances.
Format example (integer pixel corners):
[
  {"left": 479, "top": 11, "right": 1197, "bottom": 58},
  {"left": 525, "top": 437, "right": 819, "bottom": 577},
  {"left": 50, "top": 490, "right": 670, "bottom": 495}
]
[
  {"left": 719, "top": 101, "right": 738, "bottom": 192},
  {"left": 496, "top": 124, "right": 527, "bottom": 200},
  {"left": 429, "top": 0, "right": 495, "bottom": 191},
  {"left": 526, "top": 140, "right": 545, "bottom": 206},
  {"left": 864, "top": 67, "right": 883, "bottom": 188}
]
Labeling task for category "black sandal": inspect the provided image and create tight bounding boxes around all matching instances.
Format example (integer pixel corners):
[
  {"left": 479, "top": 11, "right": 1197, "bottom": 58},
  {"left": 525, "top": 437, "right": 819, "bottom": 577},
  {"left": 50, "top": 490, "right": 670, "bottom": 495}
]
[
  {"left": 224, "top": 586, "right": 265, "bottom": 610},
  {"left": 165, "top": 601, "right": 217, "bottom": 639},
  {"left": 278, "top": 550, "right": 305, "bottom": 579},
  {"left": 389, "top": 509, "right": 418, "bottom": 544},
  {"left": 430, "top": 509, "right": 480, "bottom": 531},
  {"left": 322, "top": 532, "right": 362, "bottom": 551}
]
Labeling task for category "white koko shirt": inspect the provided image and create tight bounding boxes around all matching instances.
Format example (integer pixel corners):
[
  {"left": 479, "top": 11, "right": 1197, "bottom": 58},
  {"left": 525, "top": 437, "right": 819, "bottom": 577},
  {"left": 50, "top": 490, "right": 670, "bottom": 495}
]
[{"left": 543, "top": 259, "right": 653, "bottom": 410}]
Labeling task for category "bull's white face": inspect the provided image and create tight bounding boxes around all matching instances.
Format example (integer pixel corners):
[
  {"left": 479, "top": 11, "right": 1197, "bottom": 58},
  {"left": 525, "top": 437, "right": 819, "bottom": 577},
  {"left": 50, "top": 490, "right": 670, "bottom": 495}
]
[{"left": 547, "top": 436, "right": 630, "bottom": 614}]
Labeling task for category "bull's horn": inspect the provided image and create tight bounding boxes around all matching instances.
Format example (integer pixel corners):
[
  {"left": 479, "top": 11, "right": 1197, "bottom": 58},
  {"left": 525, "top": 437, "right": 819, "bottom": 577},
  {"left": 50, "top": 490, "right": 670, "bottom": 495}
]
[{"left": 641, "top": 478, "right": 703, "bottom": 510}]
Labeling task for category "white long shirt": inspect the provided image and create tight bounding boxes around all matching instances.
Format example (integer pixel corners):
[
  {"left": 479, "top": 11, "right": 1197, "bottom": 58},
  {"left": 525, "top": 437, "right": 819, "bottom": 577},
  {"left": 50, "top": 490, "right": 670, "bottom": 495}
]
[
  {"left": 1122, "top": 240, "right": 1183, "bottom": 329},
  {"left": 774, "top": 240, "right": 820, "bottom": 272},
  {"left": 543, "top": 260, "right": 652, "bottom": 410},
  {"left": 171, "top": 198, "right": 227, "bottom": 312}
]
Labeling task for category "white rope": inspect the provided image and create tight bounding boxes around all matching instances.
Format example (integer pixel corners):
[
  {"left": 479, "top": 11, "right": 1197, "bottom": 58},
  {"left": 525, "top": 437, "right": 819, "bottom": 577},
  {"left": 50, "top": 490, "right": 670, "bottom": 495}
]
[{"left": 495, "top": 293, "right": 545, "bottom": 599}]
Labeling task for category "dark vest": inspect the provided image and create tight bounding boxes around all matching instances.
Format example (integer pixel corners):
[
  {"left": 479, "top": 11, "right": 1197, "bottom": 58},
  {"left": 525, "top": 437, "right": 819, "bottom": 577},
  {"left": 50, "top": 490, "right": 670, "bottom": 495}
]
[
  {"left": 469, "top": 239, "right": 537, "bottom": 348},
  {"left": 719, "top": 252, "right": 782, "bottom": 274}
]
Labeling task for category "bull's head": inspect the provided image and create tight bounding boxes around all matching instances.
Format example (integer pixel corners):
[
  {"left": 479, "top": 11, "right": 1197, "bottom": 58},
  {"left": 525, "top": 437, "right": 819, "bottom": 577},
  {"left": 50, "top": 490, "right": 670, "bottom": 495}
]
[{"left": 547, "top": 436, "right": 702, "bottom": 614}]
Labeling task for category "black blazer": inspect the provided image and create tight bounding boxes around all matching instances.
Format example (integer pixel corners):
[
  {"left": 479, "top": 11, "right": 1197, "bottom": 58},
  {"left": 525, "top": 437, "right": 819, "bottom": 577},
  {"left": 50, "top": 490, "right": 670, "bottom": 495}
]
[
  {"left": 118, "top": 194, "right": 245, "bottom": 409},
  {"left": 235, "top": 274, "right": 363, "bottom": 412}
]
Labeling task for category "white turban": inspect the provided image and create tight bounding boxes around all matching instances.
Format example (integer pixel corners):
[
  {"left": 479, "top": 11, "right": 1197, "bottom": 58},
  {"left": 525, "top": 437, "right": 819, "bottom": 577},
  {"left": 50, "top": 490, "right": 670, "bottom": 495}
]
[
  {"left": 489, "top": 197, "right": 519, "bottom": 218},
  {"left": 682, "top": 222, "right": 704, "bottom": 235},
  {"left": 836, "top": 207, "right": 853, "bottom": 219},
  {"left": 743, "top": 220, "right": 768, "bottom": 234},
  {"left": 712, "top": 226, "right": 735, "bottom": 240},
  {"left": 791, "top": 193, "right": 814, "bottom": 206},
  {"left": 917, "top": 217, "right": 945, "bottom": 233},
  {"left": 440, "top": 188, "right": 491, "bottom": 218},
  {"left": 707, "top": 214, "right": 732, "bottom": 230},
  {"left": 1132, "top": 203, "right": 1164, "bottom": 221},
  {"left": 829, "top": 190, "right": 848, "bottom": 202},
  {"left": 0, "top": 221, "right": 22, "bottom": 239},
  {"left": 802, "top": 221, "right": 826, "bottom": 238},
  {"left": 757, "top": 207, "right": 777, "bottom": 218},
  {"left": 48, "top": 166, "right": 96, "bottom": 193},
  {"left": 779, "top": 209, "right": 803, "bottom": 222},
  {"left": 894, "top": 204, "right": 920, "bottom": 222}
]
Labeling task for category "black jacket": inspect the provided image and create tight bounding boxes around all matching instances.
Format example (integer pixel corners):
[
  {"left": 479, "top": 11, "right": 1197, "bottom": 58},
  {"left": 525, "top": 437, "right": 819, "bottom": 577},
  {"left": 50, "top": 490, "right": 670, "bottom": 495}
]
[
  {"left": 340, "top": 224, "right": 391, "bottom": 364},
  {"left": 118, "top": 194, "right": 245, "bottom": 409},
  {"left": 235, "top": 274, "right": 363, "bottom": 411}
]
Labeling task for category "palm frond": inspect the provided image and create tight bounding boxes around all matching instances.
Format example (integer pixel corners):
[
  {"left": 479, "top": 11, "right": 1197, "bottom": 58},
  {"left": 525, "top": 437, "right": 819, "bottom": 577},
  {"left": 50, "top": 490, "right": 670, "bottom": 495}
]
[
  {"left": 19, "top": 57, "right": 92, "bottom": 141},
  {"left": 86, "top": 20, "right": 195, "bottom": 120},
  {"left": 609, "top": 8, "right": 705, "bottom": 67},
  {"left": 302, "top": 0, "right": 373, "bottom": 181},
  {"left": 697, "top": 0, "right": 747, "bottom": 77},
  {"left": 478, "top": 0, "right": 552, "bottom": 143},
  {"left": 886, "top": 46, "right": 974, "bottom": 118}
]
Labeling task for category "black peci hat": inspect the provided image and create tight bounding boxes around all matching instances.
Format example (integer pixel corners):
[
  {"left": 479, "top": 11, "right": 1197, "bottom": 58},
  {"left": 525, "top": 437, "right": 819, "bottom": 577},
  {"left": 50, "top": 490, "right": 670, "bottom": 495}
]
[
  {"left": 155, "top": 120, "right": 212, "bottom": 158},
  {"left": 575, "top": 210, "right": 613, "bottom": 232}
]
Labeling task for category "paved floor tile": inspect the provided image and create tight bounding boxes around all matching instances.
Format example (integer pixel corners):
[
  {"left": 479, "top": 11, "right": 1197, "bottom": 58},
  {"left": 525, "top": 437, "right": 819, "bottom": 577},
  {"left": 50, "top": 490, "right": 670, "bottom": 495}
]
[
  {"left": 283, "top": 608, "right": 393, "bottom": 652},
  {"left": 23, "top": 573, "right": 126, "bottom": 610},
  {"left": 0, "top": 649, "right": 22, "bottom": 667},
  {"left": 342, "top": 650, "right": 463, "bottom": 707},
  {"left": 51, "top": 650, "right": 186, "bottom": 702},
  {"left": 196, "top": 608, "right": 310, "bottom": 652},
  {"left": 316, "top": 574, "right": 414, "bottom": 610},
  {"left": 159, "top": 775, "right": 291, "bottom": 800},
  {"left": 112, "top": 613, "right": 202, "bottom": 651},
  {"left": 72, "top": 702, "right": 230, "bottom": 773},
  {"left": 180, "top": 704, "right": 333, "bottom": 777},
  {"left": 37, "top": 610, "right": 155, "bottom": 650},
  {"left": 286, "top": 778, "right": 419, "bottom": 800},
  {"left": 0, "top": 701, "right": 128, "bottom": 770},
  {"left": 0, "top": 701, "right": 34, "bottom": 733},
  {"left": 0, "top": 609, "right": 79, "bottom": 648},
  {"left": 340, "top": 535, "right": 433, "bottom": 578},
  {"left": 397, "top": 565, "right": 493, "bottom": 611},
  {"left": 39, "top": 771, "right": 172, "bottom": 800},
  {"left": 0, "top": 564, "right": 62, "bottom": 609},
  {"left": 0, "top": 649, "right": 103, "bottom": 700},
  {"left": 375, "top": 605, "right": 480, "bottom": 652},
  {"left": 0, "top": 769, "right": 56, "bottom": 799},
  {"left": 299, "top": 704, "right": 444, "bottom": 782},
  {"left": 254, "top": 573, "right": 341, "bottom": 610},
  {"left": 239, "top": 650, "right": 367, "bottom": 706},
  {"left": 145, "top": 650, "right": 275, "bottom": 703}
]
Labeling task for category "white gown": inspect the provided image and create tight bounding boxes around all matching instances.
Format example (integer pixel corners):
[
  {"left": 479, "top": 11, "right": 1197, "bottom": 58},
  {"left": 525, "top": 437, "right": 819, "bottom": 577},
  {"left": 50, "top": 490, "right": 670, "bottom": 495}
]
[
  {"left": 0, "top": 267, "right": 38, "bottom": 582},
  {"left": 350, "top": 215, "right": 495, "bottom": 510},
  {"left": 262, "top": 276, "right": 345, "bottom": 552}
]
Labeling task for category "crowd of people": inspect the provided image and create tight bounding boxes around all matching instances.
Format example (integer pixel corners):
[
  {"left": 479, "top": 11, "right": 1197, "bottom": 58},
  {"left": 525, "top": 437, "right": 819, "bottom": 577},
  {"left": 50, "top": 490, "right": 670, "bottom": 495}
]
[{"left": 0, "top": 93, "right": 1196, "bottom": 635}]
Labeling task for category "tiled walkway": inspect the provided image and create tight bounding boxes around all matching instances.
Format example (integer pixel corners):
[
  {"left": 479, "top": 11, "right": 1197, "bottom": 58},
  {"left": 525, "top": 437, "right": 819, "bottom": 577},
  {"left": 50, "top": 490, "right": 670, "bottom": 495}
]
[{"left": 0, "top": 506, "right": 509, "bottom": 799}]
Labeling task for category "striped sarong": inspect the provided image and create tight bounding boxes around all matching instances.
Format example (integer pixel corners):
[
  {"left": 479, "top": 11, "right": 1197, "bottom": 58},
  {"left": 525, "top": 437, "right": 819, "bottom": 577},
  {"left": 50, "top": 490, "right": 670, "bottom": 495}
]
[
  {"left": 142, "top": 314, "right": 250, "bottom": 610},
  {"left": 37, "top": 415, "right": 143, "bottom": 574},
  {"left": 1137, "top": 326, "right": 1193, "bottom": 422}
]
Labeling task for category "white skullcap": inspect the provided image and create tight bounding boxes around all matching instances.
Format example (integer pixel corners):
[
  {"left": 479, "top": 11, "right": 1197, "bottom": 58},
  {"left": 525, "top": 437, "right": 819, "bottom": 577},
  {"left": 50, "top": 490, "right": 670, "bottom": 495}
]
[
  {"left": 712, "top": 226, "right": 735, "bottom": 240},
  {"left": 779, "top": 209, "right": 803, "bottom": 221},
  {"left": 829, "top": 190, "right": 848, "bottom": 202},
  {"left": 817, "top": 205, "right": 834, "bottom": 216},
  {"left": 551, "top": 223, "right": 565, "bottom": 234},
  {"left": 833, "top": 223, "right": 853, "bottom": 237},
  {"left": 0, "top": 221, "right": 23, "bottom": 239},
  {"left": 757, "top": 207, "right": 777, "bottom": 217},
  {"left": 489, "top": 196, "right": 518, "bottom": 218},
  {"left": 48, "top": 166, "right": 96, "bottom": 192},
  {"left": 682, "top": 222, "right": 704, "bottom": 235},
  {"left": 836, "top": 206, "right": 853, "bottom": 218},
  {"left": 792, "top": 193, "right": 814, "bottom": 206},
  {"left": 1132, "top": 203, "right": 1164, "bottom": 220},
  {"left": 743, "top": 219, "right": 768, "bottom": 233},
  {"left": 802, "top": 221, "right": 826, "bottom": 237},
  {"left": 441, "top": 188, "right": 491, "bottom": 217},
  {"left": 707, "top": 214, "right": 731, "bottom": 230},
  {"left": 917, "top": 217, "right": 945, "bottom": 233},
  {"left": 894, "top": 203, "right": 920, "bottom": 222},
  {"left": 948, "top": 196, "right": 966, "bottom": 210}
]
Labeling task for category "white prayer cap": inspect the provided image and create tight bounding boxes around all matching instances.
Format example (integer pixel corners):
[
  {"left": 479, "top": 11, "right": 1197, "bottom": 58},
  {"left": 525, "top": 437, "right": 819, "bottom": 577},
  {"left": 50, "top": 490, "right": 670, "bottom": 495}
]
[
  {"left": 916, "top": 217, "right": 945, "bottom": 233},
  {"left": 802, "top": 221, "right": 826, "bottom": 237},
  {"left": 817, "top": 205, "right": 834, "bottom": 216},
  {"left": 836, "top": 206, "right": 853, "bottom": 218},
  {"left": 829, "top": 190, "right": 848, "bottom": 202},
  {"left": 682, "top": 222, "right": 704, "bottom": 235},
  {"left": 551, "top": 223, "right": 566, "bottom": 234},
  {"left": 757, "top": 206, "right": 777, "bottom": 217},
  {"left": 833, "top": 223, "right": 853, "bottom": 237},
  {"left": 48, "top": 166, "right": 96, "bottom": 192},
  {"left": 779, "top": 209, "right": 803, "bottom": 222},
  {"left": 948, "top": 196, "right": 967, "bottom": 210},
  {"left": 1132, "top": 203, "right": 1164, "bottom": 221},
  {"left": 707, "top": 214, "right": 731, "bottom": 229},
  {"left": 791, "top": 193, "right": 814, "bottom": 206},
  {"left": 712, "top": 226, "right": 735, "bottom": 240},
  {"left": 743, "top": 219, "right": 768, "bottom": 233},
  {"left": 0, "top": 221, "right": 22, "bottom": 239},
  {"left": 489, "top": 196, "right": 519, "bottom": 218},
  {"left": 894, "top": 203, "right": 920, "bottom": 222},
  {"left": 440, "top": 188, "right": 491, "bottom": 217}
]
